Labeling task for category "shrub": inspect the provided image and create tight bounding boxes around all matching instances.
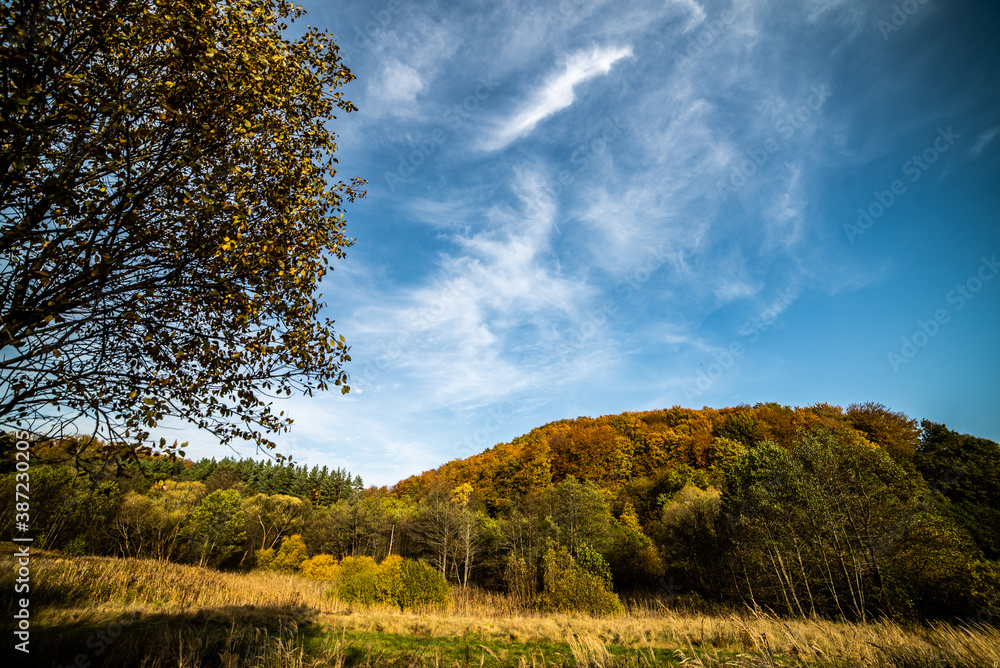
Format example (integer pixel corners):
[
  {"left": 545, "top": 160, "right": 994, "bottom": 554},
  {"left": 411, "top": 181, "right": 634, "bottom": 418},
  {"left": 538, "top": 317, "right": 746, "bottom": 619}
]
[
  {"left": 182, "top": 489, "right": 246, "bottom": 568},
  {"left": 299, "top": 554, "right": 339, "bottom": 581},
  {"left": 270, "top": 534, "right": 309, "bottom": 572},
  {"left": 394, "top": 558, "right": 450, "bottom": 609},
  {"left": 331, "top": 555, "right": 449, "bottom": 610},
  {"left": 254, "top": 548, "right": 276, "bottom": 570},
  {"left": 333, "top": 556, "right": 381, "bottom": 605},
  {"left": 376, "top": 554, "right": 406, "bottom": 604},
  {"left": 538, "top": 542, "right": 623, "bottom": 616}
]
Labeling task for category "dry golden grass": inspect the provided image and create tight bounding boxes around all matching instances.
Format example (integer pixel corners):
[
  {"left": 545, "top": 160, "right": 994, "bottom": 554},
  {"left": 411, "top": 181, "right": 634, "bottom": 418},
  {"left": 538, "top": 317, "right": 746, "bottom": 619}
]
[
  {"left": 4, "top": 547, "right": 999, "bottom": 667},
  {"left": 16, "top": 552, "right": 328, "bottom": 614}
]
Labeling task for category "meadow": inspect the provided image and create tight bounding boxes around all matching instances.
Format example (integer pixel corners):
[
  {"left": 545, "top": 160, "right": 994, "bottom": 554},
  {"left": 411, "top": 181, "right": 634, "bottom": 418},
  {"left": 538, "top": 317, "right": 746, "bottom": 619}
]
[{"left": 4, "top": 545, "right": 999, "bottom": 668}]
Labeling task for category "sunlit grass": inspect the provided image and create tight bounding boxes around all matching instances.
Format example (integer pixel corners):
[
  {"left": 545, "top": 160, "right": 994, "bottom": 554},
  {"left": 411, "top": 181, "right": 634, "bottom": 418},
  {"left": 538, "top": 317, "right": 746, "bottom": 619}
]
[{"left": 4, "top": 546, "right": 998, "bottom": 667}]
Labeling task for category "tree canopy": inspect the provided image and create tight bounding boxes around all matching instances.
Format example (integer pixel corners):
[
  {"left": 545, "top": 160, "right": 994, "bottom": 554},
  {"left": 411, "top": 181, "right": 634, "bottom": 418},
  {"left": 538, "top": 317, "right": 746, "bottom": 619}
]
[{"left": 1, "top": 0, "right": 363, "bottom": 455}]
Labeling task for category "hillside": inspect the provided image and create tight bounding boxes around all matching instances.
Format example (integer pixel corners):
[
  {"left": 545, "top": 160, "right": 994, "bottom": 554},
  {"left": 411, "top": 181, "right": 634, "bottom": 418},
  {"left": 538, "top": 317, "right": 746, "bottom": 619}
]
[
  {"left": 386, "top": 401, "right": 1000, "bottom": 620},
  {"left": 7, "top": 401, "right": 999, "bottom": 626},
  {"left": 392, "top": 402, "right": 989, "bottom": 523}
]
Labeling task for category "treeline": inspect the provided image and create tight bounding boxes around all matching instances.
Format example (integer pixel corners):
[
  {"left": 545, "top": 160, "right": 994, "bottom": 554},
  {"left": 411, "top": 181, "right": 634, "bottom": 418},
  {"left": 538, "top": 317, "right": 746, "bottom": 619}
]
[{"left": 4, "top": 402, "right": 999, "bottom": 622}]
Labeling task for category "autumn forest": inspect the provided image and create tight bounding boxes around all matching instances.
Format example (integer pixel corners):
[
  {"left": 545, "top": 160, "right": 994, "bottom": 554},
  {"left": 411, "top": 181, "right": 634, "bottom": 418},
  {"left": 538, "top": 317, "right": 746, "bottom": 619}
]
[{"left": 7, "top": 401, "right": 999, "bottom": 629}]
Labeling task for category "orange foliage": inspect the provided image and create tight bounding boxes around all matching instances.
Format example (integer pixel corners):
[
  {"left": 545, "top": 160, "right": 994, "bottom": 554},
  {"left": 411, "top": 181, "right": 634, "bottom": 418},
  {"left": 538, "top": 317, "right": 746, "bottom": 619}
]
[{"left": 394, "top": 403, "right": 919, "bottom": 509}]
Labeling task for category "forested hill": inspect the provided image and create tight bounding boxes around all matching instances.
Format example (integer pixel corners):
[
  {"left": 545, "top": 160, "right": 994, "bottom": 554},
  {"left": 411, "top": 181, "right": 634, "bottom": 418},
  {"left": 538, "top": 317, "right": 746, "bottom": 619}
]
[
  {"left": 7, "top": 402, "right": 999, "bottom": 621},
  {"left": 384, "top": 401, "right": 1000, "bottom": 619},
  {"left": 393, "top": 402, "right": 1000, "bottom": 556}
]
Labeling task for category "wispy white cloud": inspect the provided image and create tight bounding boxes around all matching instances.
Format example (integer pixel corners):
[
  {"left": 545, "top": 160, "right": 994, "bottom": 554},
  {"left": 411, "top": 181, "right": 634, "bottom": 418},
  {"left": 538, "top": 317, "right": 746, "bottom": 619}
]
[
  {"left": 355, "top": 0, "right": 840, "bottom": 415},
  {"left": 480, "top": 44, "right": 634, "bottom": 151},
  {"left": 970, "top": 125, "right": 999, "bottom": 156},
  {"left": 366, "top": 57, "right": 425, "bottom": 110},
  {"left": 351, "top": 11, "right": 463, "bottom": 122},
  {"left": 349, "top": 168, "right": 593, "bottom": 409},
  {"left": 763, "top": 164, "right": 807, "bottom": 249}
]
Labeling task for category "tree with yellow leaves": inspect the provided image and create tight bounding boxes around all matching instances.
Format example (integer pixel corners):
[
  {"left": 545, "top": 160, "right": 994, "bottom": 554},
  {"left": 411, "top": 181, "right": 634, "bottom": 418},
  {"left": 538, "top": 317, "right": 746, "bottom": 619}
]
[{"left": 1, "top": 0, "right": 363, "bottom": 457}]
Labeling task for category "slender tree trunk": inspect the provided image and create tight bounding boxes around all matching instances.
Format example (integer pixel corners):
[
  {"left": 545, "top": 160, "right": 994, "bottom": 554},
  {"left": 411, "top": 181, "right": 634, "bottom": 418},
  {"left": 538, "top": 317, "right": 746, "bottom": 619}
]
[
  {"left": 768, "top": 548, "right": 795, "bottom": 616},
  {"left": 821, "top": 549, "right": 847, "bottom": 619},
  {"left": 832, "top": 527, "right": 862, "bottom": 620},
  {"left": 792, "top": 535, "right": 816, "bottom": 616},
  {"left": 462, "top": 521, "right": 472, "bottom": 588},
  {"left": 851, "top": 553, "right": 867, "bottom": 623},
  {"left": 444, "top": 534, "right": 449, "bottom": 579},
  {"left": 775, "top": 548, "right": 806, "bottom": 617},
  {"left": 259, "top": 516, "right": 269, "bottom": 551}
]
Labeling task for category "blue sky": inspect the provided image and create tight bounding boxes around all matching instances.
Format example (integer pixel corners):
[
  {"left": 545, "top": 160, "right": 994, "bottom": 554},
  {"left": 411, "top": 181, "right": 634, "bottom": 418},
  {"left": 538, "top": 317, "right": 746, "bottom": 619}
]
[{"left": 185, "top": 0, "right": 999, "bottom": 486}]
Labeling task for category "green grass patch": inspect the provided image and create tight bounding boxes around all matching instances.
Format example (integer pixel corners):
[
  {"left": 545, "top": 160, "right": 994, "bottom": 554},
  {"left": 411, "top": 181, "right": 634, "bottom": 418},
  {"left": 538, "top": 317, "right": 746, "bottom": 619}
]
[{"left": 309, "top": 628, "right": 687, "bottom": 667}]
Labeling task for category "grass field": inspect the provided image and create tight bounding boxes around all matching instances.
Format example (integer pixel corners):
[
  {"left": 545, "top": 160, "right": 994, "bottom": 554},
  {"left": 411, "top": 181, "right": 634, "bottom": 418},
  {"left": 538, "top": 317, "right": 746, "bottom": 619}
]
[{"left": 3, "top": 546, "right": 999, "bottom": 667}]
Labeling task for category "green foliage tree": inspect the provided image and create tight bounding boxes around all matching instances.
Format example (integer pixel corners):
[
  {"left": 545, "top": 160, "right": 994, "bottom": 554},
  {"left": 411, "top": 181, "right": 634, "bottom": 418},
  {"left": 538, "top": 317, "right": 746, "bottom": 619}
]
[
  {"left": 414, "top": 492, "right": 460, "bottom": 580},
  {"left": 915, "top": 421, "right": 1000, "bottom": 560},
  {"left": 332, "top": 555, "right": 449, "bottom": 610},
  {"left": 659, "top": 463, "right": 710, "bottom": 497},
  {"left": 378, "top": 555, "right": 451, "bottom": 610},
  {"left": 242, "top": 492, "right": 307, "bottom": 553},
  {"left": 204, "top": 464, "right": 242, "bottom": 493},
  {"left": 654, "top": 485, "right": 723, "bottom": 596},
  {"left": 74, "top": 480, "right": 125, "bottom": 554},
  {"left": 1, "top": 0, "right": 362, "bottom": 456},
  {"left": 606, "top": 502, "right": 664, "bottom": 591},
  {"left": 346, "top": 492, "right": 393, "bottom": 559},
  {"left": 720, "top": 429, "right": 984, "bottom": 620},
  {"left": 182, "top": 489, "right": 246, "bottom": 567},
  {"left": 112, "top": 491, "right": 158, "bottom": 557},
  {"left": 706, "top": 436, "right": 745, "bottom": 483},
  {"left": 543, "top": 476, "right": 614, "bottom": 555},
  {"left": 0, "top": 464, "right": 77, "bottom": 548},
  {"left": 717, "top": 409, "right": 767, "bottom": 447},
  {"left": 503, "top": 551, "right": 537, "bottom": 604},
  {"left": 574, "top": 540, "right": 615, "bottom": 589},
  {"left": 302, "top": 504, "right": 353, "bottom": 559},
  {"left": 145, "top": 480, "right": 207, "bottom": 560},
  {"left": 449, "top": 483, "right": 485, "bottom": 588},
  {"left": 725, "top": 436, "right": 866, "bottom": 618},
  {"left": 316, "top": 467, "right": 362, "bottom": 505}
]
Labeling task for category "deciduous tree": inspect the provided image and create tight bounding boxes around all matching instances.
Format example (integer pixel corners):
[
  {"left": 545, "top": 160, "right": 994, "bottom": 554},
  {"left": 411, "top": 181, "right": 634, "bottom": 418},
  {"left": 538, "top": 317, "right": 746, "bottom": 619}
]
[
  {"left": 183, "top": 488, "right": 246, "bottom": 567},
  {"left": 1, "top": 0, "right": 363, "bottom": 455}
]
